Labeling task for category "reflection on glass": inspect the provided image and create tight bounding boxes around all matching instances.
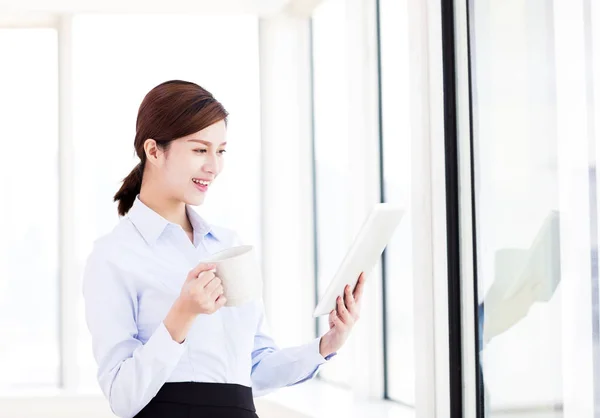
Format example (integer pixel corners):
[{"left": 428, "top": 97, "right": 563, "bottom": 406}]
[
  {"left": 469, "top": 0, "right": 598, "bottom": 416},
  {"left": 482, "top": 212, "right": 561, "bottom": 345},
  {"left": 0, "top": 28, "right": 59, "bottom": 389}
]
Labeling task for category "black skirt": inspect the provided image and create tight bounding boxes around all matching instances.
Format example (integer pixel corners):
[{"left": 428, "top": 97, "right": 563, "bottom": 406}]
[{"left": 135, "top": 382, "right": 259, "bottom": 418}]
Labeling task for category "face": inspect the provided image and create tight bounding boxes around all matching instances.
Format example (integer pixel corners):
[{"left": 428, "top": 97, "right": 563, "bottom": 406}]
[{"left": 144, "top": 119, "right": 227, "bottom": 206}]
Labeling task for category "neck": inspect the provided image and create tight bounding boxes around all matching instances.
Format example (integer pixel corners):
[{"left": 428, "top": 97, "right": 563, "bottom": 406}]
[{"left": 138, "top": 187, "right": 192, "bottom": 232}]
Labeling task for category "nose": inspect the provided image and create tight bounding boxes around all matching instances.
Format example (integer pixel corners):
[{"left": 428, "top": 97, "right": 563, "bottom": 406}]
[{"left": 202, "top": 152, "right": 219, "bottom": 175}]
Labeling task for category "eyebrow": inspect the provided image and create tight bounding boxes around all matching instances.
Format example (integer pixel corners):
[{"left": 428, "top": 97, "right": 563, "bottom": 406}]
[{"left": 187, "top": 139, "right": 227, "bottom": 146}]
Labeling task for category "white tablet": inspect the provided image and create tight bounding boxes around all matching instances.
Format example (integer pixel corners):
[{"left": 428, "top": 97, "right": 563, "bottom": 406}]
[{"left": 313, "top": 203, "right": 404, "bottom": 317}]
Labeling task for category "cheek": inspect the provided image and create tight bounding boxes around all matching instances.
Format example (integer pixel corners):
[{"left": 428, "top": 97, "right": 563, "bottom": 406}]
[{"left": 164, "top": 154, "right": 196, "bottom": 185}]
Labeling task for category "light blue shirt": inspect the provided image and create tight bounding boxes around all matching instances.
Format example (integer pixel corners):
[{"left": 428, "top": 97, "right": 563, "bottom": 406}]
[{"left": 83, "top": 196, "right": 333, "bottom": 418}]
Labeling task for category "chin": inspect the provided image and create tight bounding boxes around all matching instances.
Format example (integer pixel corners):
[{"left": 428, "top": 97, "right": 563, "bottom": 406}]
[{"left": 185, "top": 194, "right": 206, "bottom": 207}]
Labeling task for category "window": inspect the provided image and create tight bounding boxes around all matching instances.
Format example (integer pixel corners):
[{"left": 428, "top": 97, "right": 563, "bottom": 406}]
[
  {"left": 0, "top": 28, "right": 60, "bottom": 389},
  {"left": 379, "top": 0, "right": 414, "bottom": 405},
  {"left": 468, "top": 0, "right": 600, "bottom": 414},
  {"left": 70, "top": 14, "right": 261, "bottom": 390},
  {"left": 312, "top": 0, "right": 353, "bottom": 387}
]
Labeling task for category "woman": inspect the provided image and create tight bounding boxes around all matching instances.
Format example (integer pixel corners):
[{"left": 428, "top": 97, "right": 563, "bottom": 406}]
[{"left": 83, "top": 80, "right": 365, "bottom": 418}]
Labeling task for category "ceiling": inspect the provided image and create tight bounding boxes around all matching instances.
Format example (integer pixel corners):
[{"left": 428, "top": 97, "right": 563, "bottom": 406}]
[{"left": 0, "top": 0, "right": 324, "bottom": 16}]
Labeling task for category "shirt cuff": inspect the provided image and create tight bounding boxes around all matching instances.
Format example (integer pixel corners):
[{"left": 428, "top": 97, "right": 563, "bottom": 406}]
[
  {"left": 143, "top": 321, "right": 188, "bottom": 366},
  {"left": 309, "top": 337, "right": 337, "bottom": 364}
]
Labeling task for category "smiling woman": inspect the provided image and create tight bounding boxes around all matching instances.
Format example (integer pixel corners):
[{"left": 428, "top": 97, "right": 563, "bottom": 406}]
[
  {"left": 81, "top": 78, "right": 365, "bottom": 418},
  {"left": 113, "top": 80, "right": 229, "bottom": 217},
  {"left": 68, "top": 15, "right": 264, "bottom": 394}
]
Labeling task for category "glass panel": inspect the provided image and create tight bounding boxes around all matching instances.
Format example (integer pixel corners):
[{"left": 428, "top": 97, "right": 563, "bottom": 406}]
[
  {"left": 312, "top": 0, "right": 353, "bottom": 387},
  {"left": 379, "top": 0, "right": 415, "bottom": 405},
  {"left": 470, "top": 0, "right": 600, "bottom": 415},
  {"left": 71, "top": 15, "right": 261, "bottom": 391},
  {"left": 0, "top": 28, "right": 59, "bottom": 390}
]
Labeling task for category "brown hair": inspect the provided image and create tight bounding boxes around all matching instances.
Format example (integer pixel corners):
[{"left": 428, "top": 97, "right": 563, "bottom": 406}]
[{"left": 114, "top": 80, "right": 229, "bottom": 216}]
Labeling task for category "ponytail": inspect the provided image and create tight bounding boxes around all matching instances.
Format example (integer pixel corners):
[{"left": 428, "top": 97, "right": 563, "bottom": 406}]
[{"left": 114, "top": 162, "right": 144, "bottom": 216}]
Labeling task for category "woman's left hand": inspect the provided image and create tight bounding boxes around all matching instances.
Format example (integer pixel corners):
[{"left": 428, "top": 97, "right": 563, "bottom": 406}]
[{"left": 319, "top": 272, "right": 366, "bottom": 358}]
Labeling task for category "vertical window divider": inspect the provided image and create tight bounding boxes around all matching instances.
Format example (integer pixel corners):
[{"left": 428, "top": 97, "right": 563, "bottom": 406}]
[{"left": 58, "top": 15, "right": 78, "bottom": 390}]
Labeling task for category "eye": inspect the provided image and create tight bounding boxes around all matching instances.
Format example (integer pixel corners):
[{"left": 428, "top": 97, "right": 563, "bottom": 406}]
[
  {"left": 218, "top": 149, "right": 227, "bottom": 155},
  {"left": 194, "top": 149, "right": 208, "bottom": 154}
]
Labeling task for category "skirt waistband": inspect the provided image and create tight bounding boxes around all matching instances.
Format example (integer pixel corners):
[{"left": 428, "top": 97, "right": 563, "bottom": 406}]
[{"left": 152, "top": 382, "right": 255, "bottom": 412}]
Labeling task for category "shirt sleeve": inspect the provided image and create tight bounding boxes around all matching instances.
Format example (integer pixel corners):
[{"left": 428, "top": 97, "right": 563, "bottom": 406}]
[
  {"left": 82, "top": 244, "right": 187, "bottom": 418},
  {"left": 250, "top": 300, "right": 336, "bottom": 397}
]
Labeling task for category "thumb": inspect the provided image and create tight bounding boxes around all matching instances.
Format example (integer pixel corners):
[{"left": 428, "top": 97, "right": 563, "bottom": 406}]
[{"left": 187, "top": 263, "right": 216, "bottom": 281}]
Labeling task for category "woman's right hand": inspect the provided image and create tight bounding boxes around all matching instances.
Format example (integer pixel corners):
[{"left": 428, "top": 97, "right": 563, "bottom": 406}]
[
  {"left": 178, "top": 263, "right": 227, "bottom": 315},
  {"left": 164, "top": 263, "right": 226, "bottom": 343}
]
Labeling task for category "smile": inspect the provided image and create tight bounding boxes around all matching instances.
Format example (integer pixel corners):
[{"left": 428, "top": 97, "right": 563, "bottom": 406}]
[{"left": 192, "top": 179, "right": 211, "bottom": 186}]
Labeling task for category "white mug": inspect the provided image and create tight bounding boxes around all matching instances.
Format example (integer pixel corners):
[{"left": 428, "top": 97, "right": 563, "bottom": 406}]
[{"left": 202, "top": 245, "right": 263, "bottom": 307}]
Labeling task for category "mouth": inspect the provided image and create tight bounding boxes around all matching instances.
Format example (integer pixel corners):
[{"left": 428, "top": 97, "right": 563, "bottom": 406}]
[{"left": 192, "top": 178, "right": 211, "bottom": 193}]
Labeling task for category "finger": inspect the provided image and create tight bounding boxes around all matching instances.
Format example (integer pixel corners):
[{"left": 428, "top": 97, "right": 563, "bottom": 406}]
[
  {"left": 203, "top": 274, "right": 221, "bottom": 288},
  {"left": 347, "top": 286, "right": 362, "bottom": 321},
  {"left": 215, "top": 294, "right": 227, "bottom": 308},
  {"left": 344, "top": 285, "right": 356, "bottom": 311},
  {"left": 353, "top": 272, "right": 366, "bottom": 304},
  {"left": 188, "top": 263, "right": 216, "bottom": 281},
  {"left": 210, "top": 284, "right": 224, "bottom": 300},
  {"left": 203, "top": 276, "right": 221, "bottom": 293},
  {"left": 345, "top": 285, "right": 360, "bottom": 320},
  {"left": 329, "top": 309, "right": 336, "bottom": 328},
  {"left": 197, "top": 271, "right": 217, "bottom": 287},
  {"left": 331, "top": 309, "right": 345, "bottom": 330},
  {"left": 336, "top": 295, "right": 352, "bottom": 325}
]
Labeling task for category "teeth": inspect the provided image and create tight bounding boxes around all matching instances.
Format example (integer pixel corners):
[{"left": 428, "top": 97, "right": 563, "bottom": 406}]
[{"left": 193, "top": 179, "right": 210, "bottom": 186}]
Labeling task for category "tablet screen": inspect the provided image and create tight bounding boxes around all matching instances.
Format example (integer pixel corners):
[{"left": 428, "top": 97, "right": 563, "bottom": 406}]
[{"left": 313, "top": 204, "right": 404, "bottom": 317}]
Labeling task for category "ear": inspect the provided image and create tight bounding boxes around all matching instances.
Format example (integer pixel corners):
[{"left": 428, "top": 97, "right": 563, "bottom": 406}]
[{"left": 143, "top": 139, "right": 163, "bottom": 167}]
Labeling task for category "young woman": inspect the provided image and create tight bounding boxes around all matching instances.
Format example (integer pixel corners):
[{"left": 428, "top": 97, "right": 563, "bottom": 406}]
[{"left": 82, "top": 80, "right": 365, "bottom": 418}]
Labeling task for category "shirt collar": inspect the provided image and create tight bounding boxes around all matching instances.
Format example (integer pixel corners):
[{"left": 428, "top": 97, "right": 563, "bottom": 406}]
[{"left": 127, "top": 195, "right": 213, "bottom": 246}]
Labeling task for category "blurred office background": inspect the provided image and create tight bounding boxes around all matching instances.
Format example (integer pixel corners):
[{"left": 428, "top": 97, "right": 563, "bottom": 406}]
[{"left": 1, "top": 0, "right": 600, "bottom": 417}]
